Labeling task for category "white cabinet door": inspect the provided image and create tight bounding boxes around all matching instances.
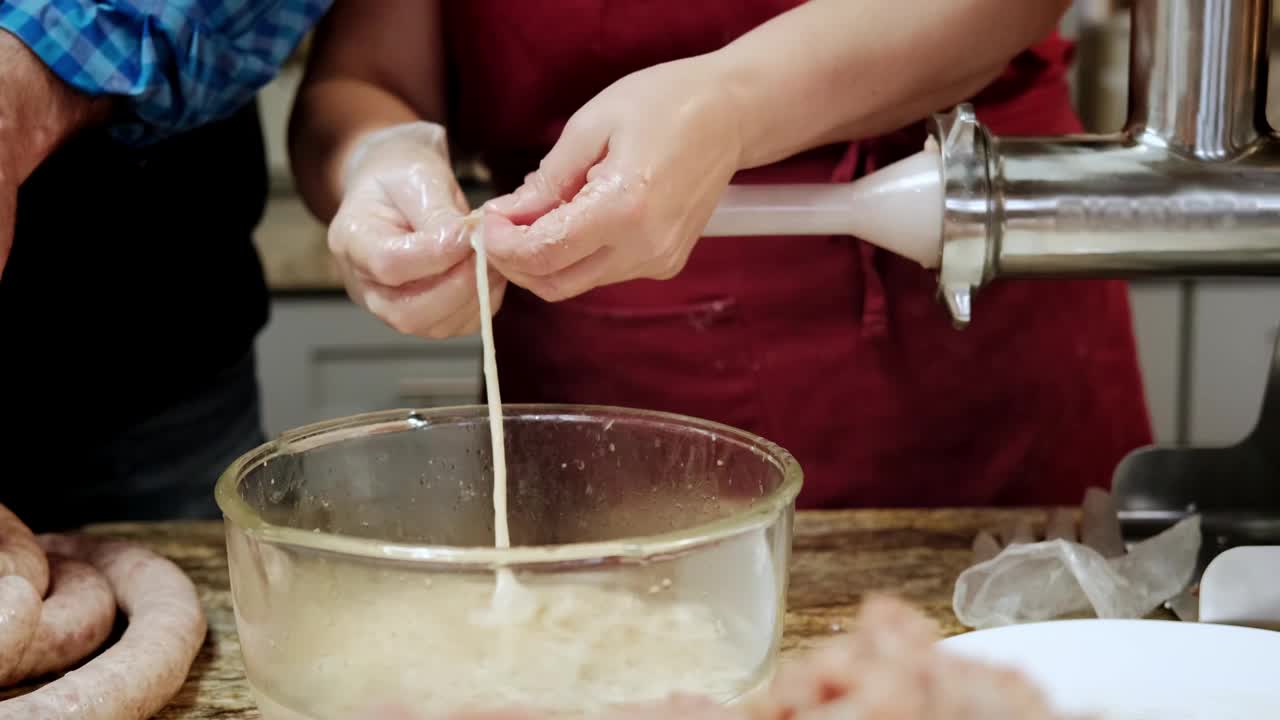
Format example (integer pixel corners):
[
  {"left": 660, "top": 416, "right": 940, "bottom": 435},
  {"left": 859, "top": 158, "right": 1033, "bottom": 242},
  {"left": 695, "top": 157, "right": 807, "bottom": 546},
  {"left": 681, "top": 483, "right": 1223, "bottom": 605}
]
[
  {"left": 1186, "top": 280, "right": 1280, "bottom": 446},
  {"left": 1127, "top": 280, "right": 1185, "bottom": 443},
  {"left": 255, "top": 298, "right": 481, "bottom": 436}
]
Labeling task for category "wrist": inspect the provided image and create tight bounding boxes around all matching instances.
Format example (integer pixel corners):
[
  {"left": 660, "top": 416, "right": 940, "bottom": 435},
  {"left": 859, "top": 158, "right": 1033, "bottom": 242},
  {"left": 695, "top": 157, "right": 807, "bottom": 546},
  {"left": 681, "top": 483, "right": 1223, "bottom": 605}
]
[
  {"left": 340, "top": 121, "right": 452, "bottom": 191},
  {"left": 0, "top": 30, "right": 111, "bottom": 182},
  {"left": 707, "top": 29, "right": 865, "bottom": 171},
  {"left": 705, "top": 47, "right": 779, "bottom": 171}
]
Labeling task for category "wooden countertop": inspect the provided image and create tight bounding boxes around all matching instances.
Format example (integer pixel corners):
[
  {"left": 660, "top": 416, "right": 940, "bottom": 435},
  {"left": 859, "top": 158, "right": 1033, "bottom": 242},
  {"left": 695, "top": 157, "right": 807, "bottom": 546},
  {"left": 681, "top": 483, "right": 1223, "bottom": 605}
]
[{"left": 1, "top": 508, "right": 1050, "bottom": 719}]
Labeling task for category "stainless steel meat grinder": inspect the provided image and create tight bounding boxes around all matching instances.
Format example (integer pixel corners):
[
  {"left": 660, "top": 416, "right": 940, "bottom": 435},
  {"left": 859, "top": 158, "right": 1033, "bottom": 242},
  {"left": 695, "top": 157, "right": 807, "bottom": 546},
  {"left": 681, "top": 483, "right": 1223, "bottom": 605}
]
[{"left": 927, "top": 0, "right": 1280, "bottom": 576}]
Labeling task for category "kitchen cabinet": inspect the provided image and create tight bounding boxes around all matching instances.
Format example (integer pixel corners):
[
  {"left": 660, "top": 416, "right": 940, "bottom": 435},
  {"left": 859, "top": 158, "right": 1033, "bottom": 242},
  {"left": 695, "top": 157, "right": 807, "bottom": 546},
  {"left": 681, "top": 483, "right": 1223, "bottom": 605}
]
[
  {"left": 1118, "top": 279, "right": 1280, "bottom": 448},
  {"left": 1185, "top": 280, "right": 1280, "bottom": 446},
  {"left": 255, "top": 297, "right": 482, "bottom": 436}
]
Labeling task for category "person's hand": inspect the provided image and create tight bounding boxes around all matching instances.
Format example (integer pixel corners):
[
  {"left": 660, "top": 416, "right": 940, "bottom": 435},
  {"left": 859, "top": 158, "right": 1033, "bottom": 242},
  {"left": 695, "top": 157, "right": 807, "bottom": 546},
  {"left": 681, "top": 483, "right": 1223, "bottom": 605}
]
[
  {"left": 0, "top": 31, "right": 113, "bottom": 280},
  {"left": 479, "top": 56, "right": 742, "bottom": 302},
  {"left": 970, "top": 488, "right": 1127, "bottom": 564},
  {"left": 330, "top": 121, "right": 506, "bottom": 338},
  {"left": 0, "top": 174, "right": 14, "bottom": 278}
]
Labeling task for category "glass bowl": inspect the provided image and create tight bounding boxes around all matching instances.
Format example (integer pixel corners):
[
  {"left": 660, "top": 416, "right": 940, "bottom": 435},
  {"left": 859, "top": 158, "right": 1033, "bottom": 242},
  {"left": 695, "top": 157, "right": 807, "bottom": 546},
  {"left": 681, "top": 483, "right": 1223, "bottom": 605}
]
[{"left": 215, "top": 404, "right": 802, "bottom": 720}]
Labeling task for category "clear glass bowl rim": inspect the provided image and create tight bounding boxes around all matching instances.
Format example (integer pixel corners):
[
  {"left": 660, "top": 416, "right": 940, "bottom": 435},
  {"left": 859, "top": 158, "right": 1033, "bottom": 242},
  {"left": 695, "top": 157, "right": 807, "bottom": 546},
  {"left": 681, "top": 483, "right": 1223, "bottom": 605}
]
[{"left": 214, "top": 404, "right": 803, "bottom": 569}]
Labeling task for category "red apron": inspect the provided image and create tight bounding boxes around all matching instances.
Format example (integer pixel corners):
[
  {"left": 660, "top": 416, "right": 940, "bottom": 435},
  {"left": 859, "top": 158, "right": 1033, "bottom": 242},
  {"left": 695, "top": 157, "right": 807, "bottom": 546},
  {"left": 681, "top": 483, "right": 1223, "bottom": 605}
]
[{"left": 442, "top": 2, "right": 1154, "bottom": 509}]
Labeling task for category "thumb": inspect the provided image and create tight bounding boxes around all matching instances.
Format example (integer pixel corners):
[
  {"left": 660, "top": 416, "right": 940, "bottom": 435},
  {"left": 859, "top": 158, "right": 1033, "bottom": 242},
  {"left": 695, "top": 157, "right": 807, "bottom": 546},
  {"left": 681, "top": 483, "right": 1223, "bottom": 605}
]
[
  {"left": 0, "top": 184, "right": 14, "bottom": 281},
  {"left": 972, "top": 530, "right": 1001, "bottom": 564},
  {"left": 485, "top": 113, "right": 609, "bottom": 224}
]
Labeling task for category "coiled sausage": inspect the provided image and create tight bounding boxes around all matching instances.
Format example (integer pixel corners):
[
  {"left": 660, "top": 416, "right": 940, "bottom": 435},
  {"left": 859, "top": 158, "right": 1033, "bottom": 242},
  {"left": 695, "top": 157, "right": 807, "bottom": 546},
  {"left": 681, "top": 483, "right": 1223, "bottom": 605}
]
[
  {"left": 0, "top": 577, "right": 40, "bottom": 682},
  {"left": 0, "top": 554, "right": 115, "bottom": 685},
  {"left": 0, "top": 534, "right": 206, "bottom": 720}
]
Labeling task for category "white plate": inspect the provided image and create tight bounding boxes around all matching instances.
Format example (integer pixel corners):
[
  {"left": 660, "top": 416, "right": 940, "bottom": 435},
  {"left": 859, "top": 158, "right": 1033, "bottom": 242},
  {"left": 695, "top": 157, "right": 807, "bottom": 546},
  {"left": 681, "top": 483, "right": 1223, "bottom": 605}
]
[{"left": 938, "top": 620, "right": 1280, "bottom": 719}]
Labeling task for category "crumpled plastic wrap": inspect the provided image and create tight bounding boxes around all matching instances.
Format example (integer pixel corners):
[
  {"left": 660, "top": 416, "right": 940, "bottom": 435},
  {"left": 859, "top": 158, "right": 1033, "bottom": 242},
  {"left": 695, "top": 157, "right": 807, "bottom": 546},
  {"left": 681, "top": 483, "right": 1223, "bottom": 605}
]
[{"left": 953, "top": 510, "right": 1202, "bottom": 630}]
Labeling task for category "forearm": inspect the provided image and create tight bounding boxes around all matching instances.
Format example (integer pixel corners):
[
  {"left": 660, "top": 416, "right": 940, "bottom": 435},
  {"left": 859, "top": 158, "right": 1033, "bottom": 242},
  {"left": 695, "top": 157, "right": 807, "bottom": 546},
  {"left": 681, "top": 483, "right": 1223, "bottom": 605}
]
[
  {"left": 0, "top": 30, "right": 112, "bottom": 182},
  {"left": 714, "top": 0, "right": 1073, "bottom": 169},
  {"left": 289, "top": 0, "right": 451, "bottom": 222},
  {"left": 289, "top": 81, "right": 426, "bottom": 222}
]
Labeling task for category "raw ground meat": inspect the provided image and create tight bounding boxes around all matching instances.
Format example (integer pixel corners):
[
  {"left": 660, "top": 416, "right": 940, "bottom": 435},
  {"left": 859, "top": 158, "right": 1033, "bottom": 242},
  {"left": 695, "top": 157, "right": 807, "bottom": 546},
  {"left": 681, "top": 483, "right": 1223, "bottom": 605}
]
[{"left": 363, "top": 595, "right": 1088, "bottom": 720}]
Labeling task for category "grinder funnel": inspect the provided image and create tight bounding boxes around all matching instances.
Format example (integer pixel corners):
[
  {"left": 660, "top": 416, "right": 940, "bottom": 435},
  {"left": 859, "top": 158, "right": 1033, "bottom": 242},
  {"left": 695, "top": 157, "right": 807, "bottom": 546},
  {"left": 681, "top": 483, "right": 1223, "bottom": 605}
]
[{"left": 702, "top": 146, "right": 944, "bottom": 269}]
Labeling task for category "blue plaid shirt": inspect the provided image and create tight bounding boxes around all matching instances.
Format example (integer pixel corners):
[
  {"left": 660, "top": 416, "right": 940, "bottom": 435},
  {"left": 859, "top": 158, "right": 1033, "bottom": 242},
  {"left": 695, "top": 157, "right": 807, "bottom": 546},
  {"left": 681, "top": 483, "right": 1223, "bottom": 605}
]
[{"left": 0, "top": 0, "right": 331, "bottom": 145}]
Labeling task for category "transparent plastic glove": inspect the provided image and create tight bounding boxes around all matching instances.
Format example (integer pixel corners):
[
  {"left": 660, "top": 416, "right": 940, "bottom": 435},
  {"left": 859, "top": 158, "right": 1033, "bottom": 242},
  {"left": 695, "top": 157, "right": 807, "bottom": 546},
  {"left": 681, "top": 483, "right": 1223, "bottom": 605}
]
[
  {"left": 330, "top": 121, "right": 506, "bottom": 338},
  {"left": 481, "top": 57, "right": 739, "bottom": 302},
  {"left": 954, "top": 489, "right": 1202, "bottom": 629}
]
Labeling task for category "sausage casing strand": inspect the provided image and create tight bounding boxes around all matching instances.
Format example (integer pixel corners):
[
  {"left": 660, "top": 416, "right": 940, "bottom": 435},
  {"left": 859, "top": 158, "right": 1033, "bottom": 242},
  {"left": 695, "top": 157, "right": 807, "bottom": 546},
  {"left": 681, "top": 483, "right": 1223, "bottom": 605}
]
[
  {"left": 0, "top": 554, "right": 115, "bottom": 686},
  {"left": 0, "top": 534, "right": 207, "bottom": 720}
]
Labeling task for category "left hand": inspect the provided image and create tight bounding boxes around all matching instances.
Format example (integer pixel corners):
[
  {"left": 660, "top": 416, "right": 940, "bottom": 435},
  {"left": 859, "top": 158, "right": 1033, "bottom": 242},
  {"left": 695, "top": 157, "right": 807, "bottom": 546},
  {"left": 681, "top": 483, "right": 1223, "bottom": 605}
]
[
  {"left": 970, "top": 487, "right": 1127, "bottom": 564},
  {"left": 0, "top": 31, "right": 113, "bottom": 280},
  {"left": 480, "top": 56, "right": 742, "bottom": 302}
]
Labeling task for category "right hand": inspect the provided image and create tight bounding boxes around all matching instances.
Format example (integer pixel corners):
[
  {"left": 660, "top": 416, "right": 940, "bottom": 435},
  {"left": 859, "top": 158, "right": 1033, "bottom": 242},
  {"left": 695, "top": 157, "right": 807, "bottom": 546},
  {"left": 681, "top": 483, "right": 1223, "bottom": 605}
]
[
  {"left": 0, "top": 31, "right": 114, "bottom": 282},
  {"left": 0, "top": 176, "right": 14, "bottom": 280},
  {"left": 329, "top": 122, "right": 507, "bottom": 339}
]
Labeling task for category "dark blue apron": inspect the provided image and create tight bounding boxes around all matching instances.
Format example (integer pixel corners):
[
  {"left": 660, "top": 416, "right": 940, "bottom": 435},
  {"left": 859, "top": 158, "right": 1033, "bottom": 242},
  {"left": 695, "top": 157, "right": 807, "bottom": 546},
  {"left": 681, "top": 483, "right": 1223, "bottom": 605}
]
[{"left": 0, "top": 102, "right": 271, "bottom": 531}]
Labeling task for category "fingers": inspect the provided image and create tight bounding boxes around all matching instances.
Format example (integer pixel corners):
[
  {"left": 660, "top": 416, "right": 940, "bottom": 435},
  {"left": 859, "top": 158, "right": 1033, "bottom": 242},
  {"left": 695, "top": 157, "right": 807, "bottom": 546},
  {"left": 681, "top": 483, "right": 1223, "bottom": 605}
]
[
  {"left": 972, "top": 519, "right": 1035, "bottom": 565},
  {"left": 329, "top": 144, "right": 518, "bottom": 338},
  {"left": 485, "top": 111, "right": 610, "bottom": 224},
  {"left": 503, "top": 246, "right": 616, "bottom": 303},
  {"left": 454, "top": 273, "right": 509, "bottom": 336},
  {"left": 347, "top": 254, "right": 506, "bottom": 341},
  {"left": 431, "top": 268, "right": 506, "bottom": 338},
  {"left": 329, "top": 155, "right": 473, "bottom": 288},
  {"left": 358, "top": 255, "right": 483, "bottom": 339},
  {"left": 0, "top": 187, "right": 14, "bottom": 280},
  {"left": 330, "top": 205, "right": 471, "bottom": 289},
  {"left": 387, "top": 167, "right": 470, "bottom": 229},
  {"left": 432, "top": 294, "right": 482, "bottom": 339},
  {"left": 1044, "top": 508, "right": 1077, "bottom": 542},
  {"left": 480, "top": 111, "right": 624, "bottom": 288},
  {"left": 331, "top": 197, "right": 509, "bottom": 340},
  {"left": 998, "top": 519, "right": 1036, "bottom": 546},
  {"left": 481, "top": 173, "right": 631, "bottom": 282},
  {"left": 1080, "top": 487, "right": 1127, "bottom": 558},
  {"left": 972, "top": 531, "right": 1002, "bottom": 564},
  {"left": 974, "top": 499, "right": 1124, "bottom": 566}
]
